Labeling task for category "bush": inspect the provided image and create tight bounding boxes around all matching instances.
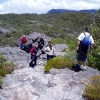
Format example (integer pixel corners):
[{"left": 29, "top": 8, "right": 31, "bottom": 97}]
[
  {"left": 0, "top": 53, "right": 15, "bottom": 87},
  {"left": 0, "top": 68, "right": 6, "bottom": 77},
  {"left": 0, "top": 53, "right": 15, "bottom": 74},
  {"left": 44, "top": 55, "right": 74, "bottom": 72},
  {"left": 3, "top": 61, "right": 15, "bottom": 74},
  {"left": 50, "top": 38, "right": 67, "bottom": 45},
  {"left": 0, "top": 76, "right": 3, "bottom": 86},
  {"left": 0, "top": 53, "right": 7, "bottom": 67},
  {"left": 87, "top": 50, "right": 100, "bottom": 70},
  {"left": 83, "top": 75, "right": 100, "bottom": 100}
]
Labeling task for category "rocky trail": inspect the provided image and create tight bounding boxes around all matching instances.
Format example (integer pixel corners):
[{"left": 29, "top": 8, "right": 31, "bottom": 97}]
[{"left": 0, "top": 33, "right": 99, "bottom": 100}]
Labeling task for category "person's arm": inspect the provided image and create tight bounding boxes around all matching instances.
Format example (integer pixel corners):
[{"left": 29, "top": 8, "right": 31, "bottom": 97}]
[
  {"left": 44, "top": 47, "right": 49, "bottom": 52},
  {"left": 89, "top": 44, "right": 93, "bottom": 53},
  {"left": 77, "top": 40, "right": 80, "bottom": 50},
  {"left": 30, "top": 48, "right": 34, "bottom": 55},
  {"left": 77, "top": 33, "right": 83, "bottom": 51},
  {"left": 52, "top": 47, "right": 55, "bottom": 54},
  {"left": 89, "top": 36, "right": 94, "bottom": 53}
]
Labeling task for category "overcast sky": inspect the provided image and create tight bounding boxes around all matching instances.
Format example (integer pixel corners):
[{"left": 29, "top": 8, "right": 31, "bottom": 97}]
[{"left": 0, "top": 0, "right": 100, "bottom": 14}]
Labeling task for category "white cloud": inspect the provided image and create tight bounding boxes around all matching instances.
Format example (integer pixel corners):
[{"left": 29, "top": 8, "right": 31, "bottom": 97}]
[{"left": 0, "top": 0, "right": 100, "bottom": 14}]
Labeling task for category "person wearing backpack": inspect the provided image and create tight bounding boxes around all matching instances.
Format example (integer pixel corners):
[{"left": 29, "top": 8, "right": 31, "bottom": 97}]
[
  {"left": 76, "top": 28, "right": 94, "bottom": 70},
  {"left": 20, "top": 35, "right": 27, "bottom": 50},
  {"left": 29, "top": 44, "right": 38, "bottom": 68}
]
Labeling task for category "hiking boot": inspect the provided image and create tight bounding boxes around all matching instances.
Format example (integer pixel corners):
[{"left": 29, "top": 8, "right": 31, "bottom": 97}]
[
  {"left": 81, "top": 65, "right": 87, "bottom": 71},
  {"left": 33, "top": 65, "right": 37, "bottom": 68},
  {"left": 44, "top": 71, "right": 49, "bottom": 74}
]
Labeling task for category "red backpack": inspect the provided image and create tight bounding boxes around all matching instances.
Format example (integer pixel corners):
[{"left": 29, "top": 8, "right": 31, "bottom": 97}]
[
  {"left": 30, "top": 47, "right": 37, "bottom": 54},
  {"left": 21, "top": 37, "right": 27, "bottom": 44}
]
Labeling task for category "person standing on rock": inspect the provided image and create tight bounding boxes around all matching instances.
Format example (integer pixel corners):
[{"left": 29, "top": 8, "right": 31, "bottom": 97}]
[
  {"left": 43, "top": 43, "right": 56, "bottom": 61},
  {"left": 76, "top": 28, "right": 94, "bottom": 71},
  {"left": 29, "top": 44, "right": 38, "bottom": 68},
  {"left": 20, "top": 35, "right": 27, "bottom": 50}
]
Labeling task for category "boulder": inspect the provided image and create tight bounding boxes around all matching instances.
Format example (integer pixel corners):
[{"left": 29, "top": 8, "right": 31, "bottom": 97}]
[{"left": 0, "top": 27, "right": 10, "bottom": 34}]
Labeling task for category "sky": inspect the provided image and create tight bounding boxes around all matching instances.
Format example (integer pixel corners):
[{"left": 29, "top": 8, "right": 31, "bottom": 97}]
[{"left": 0, "top": 0, "right": 100, "bottom": 14}]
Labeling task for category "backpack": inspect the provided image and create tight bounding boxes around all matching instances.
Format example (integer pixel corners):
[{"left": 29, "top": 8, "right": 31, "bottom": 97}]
[
  {"left": 22, "top": 37, "right": 27, "bottom": 43},
  {"left": 82, "top": 33, "right": 91, "bottom": 46},
  {"left": 79, "top": 33, "right": 91, "bottom": 54},
  {"left": 30, "top": 47, "right": 38, "bottom": 54},
  {"left": 25, "top": 43, "right": 32, "bottom": 53}
]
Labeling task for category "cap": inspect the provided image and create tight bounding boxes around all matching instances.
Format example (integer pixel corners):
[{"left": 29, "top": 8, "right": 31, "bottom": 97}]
[{"left": 85, "top": 28, "right": 89, "bottom": 32}]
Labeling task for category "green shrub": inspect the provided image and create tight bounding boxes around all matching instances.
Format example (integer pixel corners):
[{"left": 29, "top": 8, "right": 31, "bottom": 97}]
[
  {"left": 84, "top": 75, "right": 100, "bottom": 100},
  {"left": 0, "top": 53, "right": 15, "bottom": 74},
  {"left": 87, "top": 50, "right": 100, "bottom": 70},
  {"left": 3, "top": 61, "right": 15, "bottom": 74},
  {"left": 0, "top": 53, "right": 7, "bottom": 67},
  {"left": 50, "top": 38, "right": 67, "bottom": 45},
  {"left": 0, "top": 76, "right": 3, "bottom": 86},
  {"left": 0, "top": 68, "right": 6, "bottom": 77},
  {"left": 44, "top": 55, "right": 74, "bottom": 72},
  {"left": 0, "top": 53, "right": 15, "bottom": 87}
]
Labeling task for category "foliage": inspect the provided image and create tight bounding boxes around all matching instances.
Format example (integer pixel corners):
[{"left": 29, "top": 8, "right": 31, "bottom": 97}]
[
  {"left": 0, "top": 53, "right": 15, "bottom": 85},
  {"left": 0, "top": 53, "right": 7, "bottom": 67},
  {"left": 87, "top": 9, "right": 100, "bottom": 70},
  {"left": 0, "top": 76, "right": 3, "bottom": 86},
  {"left": 50, "top": 38, "right": 67, "bottom": 44},
  {"left": 0, "top": 53, "right": 15, "bottom": 74},
  {"left": 84, "top": 75, "right": 100, "bottom": 100},
  {"left": 2, "top": 61, "right": 15, "bottom": 74},
  {"left": 0, "top": 11, "right": 100, "bottom": 70},
  {"left": 68, "top": 38, "right": 77, "bottom": 50},
  {"left": 0, "top": 68, "right": 6, "bottom": 77},
  {"left": 0, "top": 12, "right": 93, "bottom": 46},
  {"left": 87, "top": 50, "right": 100, "bottom": 70},
  {"left": 64, "top": 38, "right": 77, "bottom": 63},
  {"left": 44, "top": 55, "right": 74, "bottom": 72}
]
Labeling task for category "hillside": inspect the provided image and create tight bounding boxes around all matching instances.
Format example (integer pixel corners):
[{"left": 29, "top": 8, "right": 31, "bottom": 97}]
[
  {"left": 0, "top": 12, "right": 94, "bottom": 46},
  {"left": 47, "top": 9, "right": 98, "bottom": 14},
  {"left": 0, "top": 9, "right": 100, "bottom": 70}
]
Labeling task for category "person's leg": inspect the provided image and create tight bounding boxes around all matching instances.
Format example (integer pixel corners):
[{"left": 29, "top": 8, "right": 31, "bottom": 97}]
[
  {"left": 51, "top": 55, "right": 56, "bottom": 59},
  {"left": 34, "top": 55, "right": 37, "bottom": 65},
  {"left": 83, "top": 62, "right": 86, "bottom": 66},
  {"left": 47, "top": 54, "right": 50, "bottom": 61},
  {"left": 29, "top": 55, "right": 33, "bottom": 67},
  {"left": 30, "top": 55, "right": 35, "bottom": 67},
  {"left": 77, "top": 53, "right": 82, "bottom": 67},
  {"left": 20, "top": 43, "right": 24, "bottom": 49},
  {"left": 78, "top": 60, "right": 81, "bottom": 65},
  {"left": 81, "top": 53, "right": 88, "bottom": 70},
  {"left": 82, "top": 53, "right": 87, "bottom": 66}
]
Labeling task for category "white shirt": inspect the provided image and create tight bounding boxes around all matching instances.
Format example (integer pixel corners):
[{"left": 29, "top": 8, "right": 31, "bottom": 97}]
[
  {"left": 78, "top": 32, "right": 94, "bottom": 44},
  {"left": 44, "top": 46, "right": 55, "bottom": 55}
]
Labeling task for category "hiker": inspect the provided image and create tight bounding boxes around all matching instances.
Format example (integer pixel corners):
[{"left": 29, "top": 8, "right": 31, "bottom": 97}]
[
  {"left": 76, "top": 27, "right": 94, "bottom": 70},
  {"left": 20, "top": 35, "right": 27, "bottom": 50},
  {"left": 43, "top": 43, "right": 56, "bottom": 61},
  {"left": 29, "top": 44, "right": 38, "bottom": 68}
]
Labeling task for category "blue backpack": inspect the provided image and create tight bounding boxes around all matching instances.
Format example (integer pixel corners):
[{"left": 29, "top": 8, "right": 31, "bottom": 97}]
[{"left": 82, "top": 33, "right": 91, "bottom": 46}]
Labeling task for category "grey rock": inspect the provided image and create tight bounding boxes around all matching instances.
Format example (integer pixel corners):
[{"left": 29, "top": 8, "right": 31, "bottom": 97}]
[
  {"left": 53, "top": 44, "right": 68, "bottom": 52},
  {"left": 0, "top": 27, "right": 10, "bottom": 34},
  {"left": 0, "top": 37, "right": 99, "bottom": 100},
  {"left": 15, "top": 32, "right": 51, "bottom": 46}
]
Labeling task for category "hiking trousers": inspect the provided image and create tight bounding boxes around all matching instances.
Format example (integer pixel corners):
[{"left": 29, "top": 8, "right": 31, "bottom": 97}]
[
  {"left": 47, "top": 54, "right": 56, "bottom": 61},
  {"left": 30, "top": 54, "right": 37, "bottom": 65},
  {"left": 77, "top": 52, "right": 88, "bottom": 62}
]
